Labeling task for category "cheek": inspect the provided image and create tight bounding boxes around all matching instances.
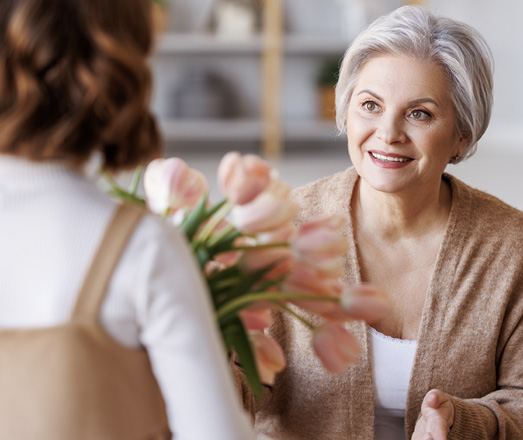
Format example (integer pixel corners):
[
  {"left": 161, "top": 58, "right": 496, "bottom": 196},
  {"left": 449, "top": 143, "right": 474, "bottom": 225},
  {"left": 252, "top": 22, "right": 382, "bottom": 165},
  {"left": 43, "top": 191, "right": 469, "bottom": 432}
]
[{"left": 347, "top": 110, "right": 373, "bottom": 145}]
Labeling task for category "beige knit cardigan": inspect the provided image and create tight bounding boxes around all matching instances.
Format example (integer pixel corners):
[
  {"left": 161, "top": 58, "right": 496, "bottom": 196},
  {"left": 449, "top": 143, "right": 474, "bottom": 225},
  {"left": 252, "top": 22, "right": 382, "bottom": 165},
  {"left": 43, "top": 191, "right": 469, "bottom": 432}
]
[{"left": 235, "top": 167, "right": 523, "bottom": 439}]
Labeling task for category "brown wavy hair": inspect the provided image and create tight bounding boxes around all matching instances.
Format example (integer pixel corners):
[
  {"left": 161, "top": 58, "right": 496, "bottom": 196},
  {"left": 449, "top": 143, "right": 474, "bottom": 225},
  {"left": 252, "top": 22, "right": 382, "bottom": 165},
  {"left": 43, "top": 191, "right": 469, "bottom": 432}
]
[{"left": 0, "top": 0, "right": 161, "bottom": 171}]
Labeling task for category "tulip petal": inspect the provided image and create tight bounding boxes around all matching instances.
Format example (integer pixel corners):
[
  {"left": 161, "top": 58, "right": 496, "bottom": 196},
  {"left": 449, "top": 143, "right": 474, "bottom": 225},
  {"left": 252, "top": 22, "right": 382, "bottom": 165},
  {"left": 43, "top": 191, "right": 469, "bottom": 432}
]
[
  {"left": 312, "top": 322, "right": 361, "bottom": 373},
  {"left": 249, "top": 331, "right": 286, "bottom": 385}
]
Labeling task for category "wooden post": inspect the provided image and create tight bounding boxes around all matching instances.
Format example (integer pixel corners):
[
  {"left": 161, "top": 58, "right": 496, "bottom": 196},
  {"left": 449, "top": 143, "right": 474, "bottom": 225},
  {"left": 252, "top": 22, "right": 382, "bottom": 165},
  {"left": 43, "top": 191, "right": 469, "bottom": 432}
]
[{"left": 261, "top": 0, "right": 283, "bottom": 158}]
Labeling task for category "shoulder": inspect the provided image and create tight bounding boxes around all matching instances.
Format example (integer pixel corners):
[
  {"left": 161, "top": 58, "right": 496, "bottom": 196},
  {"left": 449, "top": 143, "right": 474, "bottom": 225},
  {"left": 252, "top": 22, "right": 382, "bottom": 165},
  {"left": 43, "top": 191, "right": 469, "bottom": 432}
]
[
  {"left": 446, "top": 174, "right": 523, "bottom": 271},
  {"left": 125, "top": 209, "right": 193, "bottom": 266},
  {"left": 292, "top": 167, "right": 357, "bottom": 201},
  {"left": 447, "top": 173, "right": 523, "bottom": 231}
]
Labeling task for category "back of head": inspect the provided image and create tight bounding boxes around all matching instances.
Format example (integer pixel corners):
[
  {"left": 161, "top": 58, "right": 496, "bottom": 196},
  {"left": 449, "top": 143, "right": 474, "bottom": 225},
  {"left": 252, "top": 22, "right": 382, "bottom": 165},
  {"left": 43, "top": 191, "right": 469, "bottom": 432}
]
[
  {"left": 0, "top": 0, "right": 161, "bottom": 171},
  {"left": 335, "top": 5, "right": 494, "bottom": 162}
]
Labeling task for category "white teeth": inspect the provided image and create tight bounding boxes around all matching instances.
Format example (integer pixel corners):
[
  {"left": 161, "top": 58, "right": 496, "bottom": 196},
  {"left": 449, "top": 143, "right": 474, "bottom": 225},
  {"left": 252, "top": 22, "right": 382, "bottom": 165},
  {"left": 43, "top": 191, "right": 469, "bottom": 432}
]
[{"left": 371, "top": 152, "right": 410, "bottom": 162}]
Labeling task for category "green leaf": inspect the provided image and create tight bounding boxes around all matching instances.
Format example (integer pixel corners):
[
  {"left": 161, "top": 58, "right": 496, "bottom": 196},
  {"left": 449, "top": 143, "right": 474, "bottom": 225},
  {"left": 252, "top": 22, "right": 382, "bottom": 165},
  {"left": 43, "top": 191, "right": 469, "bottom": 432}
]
[
  {"left": 128, "top": 166, "right": 143, "bottom": 195},
  {"left": 222, "top": 317, "right": 262, "bottom": 399},
  {"left": 212, "top": 263, "right": 277, "bottom": 312},
  {"left": 181, "top": 197, "right": 229, "bottom": 242},
  {"left": 207, "top": 229, "right": 242, "bottom": 258},
  {"left": 195, "top": 247, "right": 210, "bottom": 269},
  {"left": 107, "top": 188, "right": 146, "bottom": 207},
  {"left": 180, "top": 195, "right": 209, "bottom": 240}
]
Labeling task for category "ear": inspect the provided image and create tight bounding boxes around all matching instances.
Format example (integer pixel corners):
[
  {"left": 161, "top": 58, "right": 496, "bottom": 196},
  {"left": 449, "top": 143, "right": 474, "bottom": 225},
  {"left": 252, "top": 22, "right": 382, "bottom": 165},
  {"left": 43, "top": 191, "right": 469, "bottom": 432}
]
[{"left": 453, "top": 133, "right": 471, "bottom": 158}]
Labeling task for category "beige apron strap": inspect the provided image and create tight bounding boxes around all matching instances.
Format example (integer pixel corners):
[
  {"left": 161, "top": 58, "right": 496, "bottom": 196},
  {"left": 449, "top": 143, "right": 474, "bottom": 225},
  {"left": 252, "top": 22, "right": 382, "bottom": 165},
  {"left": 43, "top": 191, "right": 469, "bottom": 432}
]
[{"left": 71, "top": 203, "right": 145, "bottom": 324}]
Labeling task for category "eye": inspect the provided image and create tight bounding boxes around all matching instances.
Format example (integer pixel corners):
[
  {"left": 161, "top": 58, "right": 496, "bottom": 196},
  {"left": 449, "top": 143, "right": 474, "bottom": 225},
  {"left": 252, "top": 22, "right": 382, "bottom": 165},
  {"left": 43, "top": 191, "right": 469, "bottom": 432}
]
[
  {"left": 410, "top": 109, "right": 431, "bottom": 120},
  {"left": 362, "top": 100, "right": 379, "bottom": 112}
]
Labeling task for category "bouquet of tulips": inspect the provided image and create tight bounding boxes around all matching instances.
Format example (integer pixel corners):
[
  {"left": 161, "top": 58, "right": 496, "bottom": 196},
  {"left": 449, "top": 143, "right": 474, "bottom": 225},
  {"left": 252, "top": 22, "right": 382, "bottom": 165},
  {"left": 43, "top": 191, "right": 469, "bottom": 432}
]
[{"left": 105, "top": 152, "right": 390, "bottom": 398}]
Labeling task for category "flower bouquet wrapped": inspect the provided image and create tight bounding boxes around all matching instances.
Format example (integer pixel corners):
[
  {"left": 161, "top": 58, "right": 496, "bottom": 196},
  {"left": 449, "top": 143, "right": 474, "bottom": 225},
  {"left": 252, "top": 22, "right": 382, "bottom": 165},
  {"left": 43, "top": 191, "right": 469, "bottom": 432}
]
[{"left": 105, "top": 152, "right": 390, "bottom": 398}]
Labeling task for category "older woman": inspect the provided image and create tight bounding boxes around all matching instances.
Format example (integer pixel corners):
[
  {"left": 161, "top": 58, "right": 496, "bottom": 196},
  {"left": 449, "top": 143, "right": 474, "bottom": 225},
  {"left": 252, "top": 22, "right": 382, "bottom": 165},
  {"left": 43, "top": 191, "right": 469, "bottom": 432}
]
[
  {"left": 235, "top": 6, "right": 523, "bottom": 440},
  {"left": 0, "top": 0, "right": 254, "bottom": 439}
]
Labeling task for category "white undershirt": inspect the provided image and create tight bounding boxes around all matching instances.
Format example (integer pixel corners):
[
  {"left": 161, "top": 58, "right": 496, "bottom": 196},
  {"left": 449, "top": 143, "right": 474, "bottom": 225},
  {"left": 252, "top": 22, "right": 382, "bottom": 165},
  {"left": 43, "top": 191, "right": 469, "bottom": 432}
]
[{"left": 370, "top": 326, "right": 417, "bottom": 440}]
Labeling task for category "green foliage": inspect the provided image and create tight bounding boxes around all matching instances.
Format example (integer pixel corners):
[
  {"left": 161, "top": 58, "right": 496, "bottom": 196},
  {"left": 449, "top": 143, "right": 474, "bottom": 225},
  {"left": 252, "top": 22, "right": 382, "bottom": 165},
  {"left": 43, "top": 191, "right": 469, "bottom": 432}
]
[
  {"left": 222, "top": 317, "right": 262, "bottom": 399},
  {"left": 316, "top": 57, "right": 342, "bottom": 87}
]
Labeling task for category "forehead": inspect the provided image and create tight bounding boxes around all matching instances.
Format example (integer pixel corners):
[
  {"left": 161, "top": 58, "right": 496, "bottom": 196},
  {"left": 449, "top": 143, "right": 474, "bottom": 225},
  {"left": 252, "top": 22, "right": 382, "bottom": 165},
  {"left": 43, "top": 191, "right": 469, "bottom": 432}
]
[{"left": 354, "top": 55, "right": 452, "bottom": 104}]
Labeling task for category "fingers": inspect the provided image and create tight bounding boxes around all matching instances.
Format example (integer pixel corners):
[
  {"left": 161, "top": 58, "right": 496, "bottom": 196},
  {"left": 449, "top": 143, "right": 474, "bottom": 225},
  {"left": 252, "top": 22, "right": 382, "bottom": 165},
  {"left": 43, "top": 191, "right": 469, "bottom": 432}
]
[
  {"left": 423, "top": 390, "right": 440, "bottom": 409},
  {"left": 417, "top": 389, "right": 455, "bottom": 440}
]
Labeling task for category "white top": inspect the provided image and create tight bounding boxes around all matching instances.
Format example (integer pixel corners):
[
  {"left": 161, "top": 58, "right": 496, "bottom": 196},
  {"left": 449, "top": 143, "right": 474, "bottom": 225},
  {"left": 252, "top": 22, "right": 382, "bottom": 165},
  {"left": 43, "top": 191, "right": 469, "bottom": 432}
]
[
  {"left": 0, "top": 156, "right": 254, "bottom": 440},
  {"left": 370, "top": 327, "right": 417, "bottom": 440}
]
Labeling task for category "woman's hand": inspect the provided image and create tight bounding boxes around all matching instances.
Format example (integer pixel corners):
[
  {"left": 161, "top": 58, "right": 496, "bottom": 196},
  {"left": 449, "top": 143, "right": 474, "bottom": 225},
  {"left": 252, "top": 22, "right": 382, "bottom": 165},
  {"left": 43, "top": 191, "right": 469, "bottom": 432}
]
[{"left": 412, "top": 389, "right": 455, "bottom": 440}]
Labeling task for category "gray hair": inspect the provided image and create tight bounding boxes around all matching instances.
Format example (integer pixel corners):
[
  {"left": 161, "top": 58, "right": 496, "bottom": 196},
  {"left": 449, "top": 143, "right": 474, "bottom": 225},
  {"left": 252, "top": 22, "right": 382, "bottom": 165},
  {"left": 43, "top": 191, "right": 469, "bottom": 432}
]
[{"left": 335, "top": 6, "right": 494, "bottom": 163}]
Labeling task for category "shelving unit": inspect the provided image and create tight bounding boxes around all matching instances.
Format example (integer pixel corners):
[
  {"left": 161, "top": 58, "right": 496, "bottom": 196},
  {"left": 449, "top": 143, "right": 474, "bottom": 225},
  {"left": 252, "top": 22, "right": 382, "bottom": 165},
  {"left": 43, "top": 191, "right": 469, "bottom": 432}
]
[{"left": 150, "top": 0, "right": 355, "bottom": 157}]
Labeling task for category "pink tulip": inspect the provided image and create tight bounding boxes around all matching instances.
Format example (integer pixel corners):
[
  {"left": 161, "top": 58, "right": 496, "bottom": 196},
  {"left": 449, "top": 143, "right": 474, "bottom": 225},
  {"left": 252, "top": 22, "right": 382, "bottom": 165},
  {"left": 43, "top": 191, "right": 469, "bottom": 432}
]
[
  {"left": 292, "top": 215, "right": 348, "bottom": 278},
  {"left": 240, "top": 247, "right": 294, "bottom": 281},
  {"left": 285, "top": 266, "right": 391, "bottom": 323},
  {"left": 240, "top": 309, "right": 272, "bottom": 330},
  {"left": 256, "top": 223, "right": 296, "bottom": 244},
  {"left": 217, "top": 152, "right": 271, "bottom": 205},
  {"left": 213, "top": 249, "right": 241, "bottom": 268},
  {"left": 231, "top": 180, "right": 298, "bottom": 233},
  {"left": 204, "top": 260, "right": 223, "bottom": 275},
  {"left": 312, "top": 322, "right": 361, "bottom": 373},
  {"left": 144, "top": 158, "right": 208, "bottom": 215},
  {"left": 283, "top": 265, "right": 342, "bottom": 315},
  {"left": 339, "top": 284, "right": 392, "bottom": 324},
  {"left": 249, "top": 330, "right": 286, "bottom": 385}
]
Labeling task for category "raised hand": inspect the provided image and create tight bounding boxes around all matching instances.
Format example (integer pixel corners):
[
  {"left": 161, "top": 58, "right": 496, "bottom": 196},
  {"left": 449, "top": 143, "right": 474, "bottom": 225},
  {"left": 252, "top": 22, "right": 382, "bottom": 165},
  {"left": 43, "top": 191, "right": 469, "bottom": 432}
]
[{"left": 412, "top": 389, "right": 455, "bottom": 440}]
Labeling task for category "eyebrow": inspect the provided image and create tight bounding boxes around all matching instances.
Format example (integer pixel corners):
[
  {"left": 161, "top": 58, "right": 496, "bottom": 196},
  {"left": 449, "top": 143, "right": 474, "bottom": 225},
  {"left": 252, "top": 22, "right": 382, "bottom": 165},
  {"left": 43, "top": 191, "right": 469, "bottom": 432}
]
[{"left": 357, "top": 89, "right": 440, "bottom": 108}]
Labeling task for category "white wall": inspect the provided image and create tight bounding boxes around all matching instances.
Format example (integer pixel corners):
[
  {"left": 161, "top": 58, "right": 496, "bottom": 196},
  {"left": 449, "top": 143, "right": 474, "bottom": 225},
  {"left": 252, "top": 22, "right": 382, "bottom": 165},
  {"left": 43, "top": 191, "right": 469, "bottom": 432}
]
[
  {"left": 428, "top": 0, "right": 523, "bottom": 147},
  {"left": 423, "top": 1, "right": 523, "bottom": 209}
]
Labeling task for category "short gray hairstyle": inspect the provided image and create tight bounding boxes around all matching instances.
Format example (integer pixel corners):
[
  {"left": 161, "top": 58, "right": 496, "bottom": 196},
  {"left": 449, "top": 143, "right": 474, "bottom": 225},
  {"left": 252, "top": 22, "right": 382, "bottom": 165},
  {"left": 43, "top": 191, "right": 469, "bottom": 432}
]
[{"left": 335, "top": 6, "right": 494, "bottom": 163}]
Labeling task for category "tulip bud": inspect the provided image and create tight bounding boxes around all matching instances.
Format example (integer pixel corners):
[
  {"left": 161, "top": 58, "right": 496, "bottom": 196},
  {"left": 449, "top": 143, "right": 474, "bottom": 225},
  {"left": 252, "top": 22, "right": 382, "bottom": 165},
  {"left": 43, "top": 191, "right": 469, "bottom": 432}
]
[
  {"left": 217, "top": 152, "right": 271, "bottom": 205},
  {"left": 340, "top": 284, "right": 392, "bottom": 323},
  {"left": 292, "top": 215, "right": 348, "bottom": 278},
  {"left": 231, "top": 180, "right": 297, "bottom": 233},
  {"left": 312, "top": 322, "right": 361, "bottom": 373},
  {"left": 144, "top": 158, "right": 208, "bottom": 215},
  {"left": 240, "top": 309, "right": 272, "bottom": 331},
  {"left": 249, "top": 330, "right": 286, "bottom": 385}
]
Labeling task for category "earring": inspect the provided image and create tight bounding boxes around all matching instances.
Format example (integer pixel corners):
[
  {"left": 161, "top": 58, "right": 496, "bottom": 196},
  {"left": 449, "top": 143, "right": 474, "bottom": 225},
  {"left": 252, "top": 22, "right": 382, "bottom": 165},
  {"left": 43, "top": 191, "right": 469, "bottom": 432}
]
[{"left": 450, "top": 153, "right": 461, "bottom": 164}]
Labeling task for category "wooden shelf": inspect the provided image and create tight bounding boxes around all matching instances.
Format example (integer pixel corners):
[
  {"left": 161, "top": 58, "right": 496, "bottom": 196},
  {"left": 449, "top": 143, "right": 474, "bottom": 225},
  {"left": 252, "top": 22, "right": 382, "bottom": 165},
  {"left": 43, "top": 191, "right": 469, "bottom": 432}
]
[
  {"left": 152, "top": 0, "right": 350, "bottom": 157},
  {"left": 158, "top": 118, "right": 344, "bottom": 143},
  {"left": 154, "top": 33, "right": 348, "bottom": 56},
  {"left": 283, "top": 120, "right": 342, "bottom": 141},
  {"left": 154, "top": 33, "right": 264, "bottom": 55},
  {"left": 284, "top": 35, "right": 350, "bottom": 55},
  {"left": 158, "top": 118, "right": 263, "bottom": 141}
]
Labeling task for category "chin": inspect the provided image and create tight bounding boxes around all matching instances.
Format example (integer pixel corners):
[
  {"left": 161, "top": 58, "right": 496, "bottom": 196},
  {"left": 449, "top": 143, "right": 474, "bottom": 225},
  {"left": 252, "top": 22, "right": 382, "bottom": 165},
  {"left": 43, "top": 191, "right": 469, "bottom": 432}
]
[{"left": 361, "top": 172, "right": 411, "bottom": 195}]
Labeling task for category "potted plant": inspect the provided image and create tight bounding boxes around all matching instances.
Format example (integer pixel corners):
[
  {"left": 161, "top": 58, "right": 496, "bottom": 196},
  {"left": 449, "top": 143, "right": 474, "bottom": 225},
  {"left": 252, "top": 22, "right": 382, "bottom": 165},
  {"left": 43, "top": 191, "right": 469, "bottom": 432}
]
[{"left": 316, "top": 57, "right": 341, "bottom": 121}]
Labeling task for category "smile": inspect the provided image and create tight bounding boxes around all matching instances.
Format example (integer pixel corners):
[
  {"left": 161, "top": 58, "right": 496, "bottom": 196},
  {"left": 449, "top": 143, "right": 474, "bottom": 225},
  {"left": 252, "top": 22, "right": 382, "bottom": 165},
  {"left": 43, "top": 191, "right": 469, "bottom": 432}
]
[{"left": 370, "top": 152, "right": 412, "bottom": 163}]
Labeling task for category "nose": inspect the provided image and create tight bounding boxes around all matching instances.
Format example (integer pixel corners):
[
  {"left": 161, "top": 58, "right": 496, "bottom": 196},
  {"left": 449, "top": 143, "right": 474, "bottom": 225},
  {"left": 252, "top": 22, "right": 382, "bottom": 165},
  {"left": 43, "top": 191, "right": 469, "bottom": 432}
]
[{"left": 376, "top": 114, "right": 407, "bottom": 144}]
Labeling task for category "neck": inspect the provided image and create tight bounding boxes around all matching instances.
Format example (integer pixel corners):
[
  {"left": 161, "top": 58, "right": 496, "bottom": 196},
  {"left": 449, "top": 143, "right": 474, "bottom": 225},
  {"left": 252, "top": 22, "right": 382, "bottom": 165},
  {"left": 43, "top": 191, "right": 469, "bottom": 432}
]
[{"left": 353, "top": 176, "right": 452, "bottom": 242}]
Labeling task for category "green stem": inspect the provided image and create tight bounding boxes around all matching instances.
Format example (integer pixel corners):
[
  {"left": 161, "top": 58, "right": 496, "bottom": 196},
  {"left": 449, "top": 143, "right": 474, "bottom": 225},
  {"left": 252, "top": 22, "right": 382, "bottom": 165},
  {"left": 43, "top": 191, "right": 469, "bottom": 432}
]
[
  {"left": 216, "top": 291, "right": 339, "bottom": 322},
  {"left": 129, "top": 166, "right": 143, "bottom": 195},
  {"left": 196, "top": 200, "right": 234, "bottom": 243},
  {"left": 232, "top": 241, "right": 289, "bottom": 251},
  {"left": 270, "top": 300, "right": 315, "bottom": 330},
  {"left": 207, "top": 223, "right": 237, "bottom": 248},
  {"left": 101, "top": 169, "right": 118, "bottom": 188},
  {"left": 102, "top": 168, "right": 146, "bottom": 206}
]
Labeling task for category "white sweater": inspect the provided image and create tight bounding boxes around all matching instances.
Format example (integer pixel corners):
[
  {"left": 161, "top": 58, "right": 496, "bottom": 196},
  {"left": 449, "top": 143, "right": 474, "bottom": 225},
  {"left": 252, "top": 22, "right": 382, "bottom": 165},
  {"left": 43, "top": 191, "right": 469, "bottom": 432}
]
[{"left": 0, "top": 155, "right": 254, "bottom": 440}]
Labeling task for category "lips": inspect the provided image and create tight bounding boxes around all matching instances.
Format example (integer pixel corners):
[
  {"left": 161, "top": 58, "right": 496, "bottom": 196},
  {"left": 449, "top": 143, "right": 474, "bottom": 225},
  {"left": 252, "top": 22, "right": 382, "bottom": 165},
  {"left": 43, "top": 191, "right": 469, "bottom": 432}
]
[
  {"left": 367, "top": 150, "right": 413, "bottom": 169},
  {"left": 369, "top": 151, "right": 412, "bottom": 163}
]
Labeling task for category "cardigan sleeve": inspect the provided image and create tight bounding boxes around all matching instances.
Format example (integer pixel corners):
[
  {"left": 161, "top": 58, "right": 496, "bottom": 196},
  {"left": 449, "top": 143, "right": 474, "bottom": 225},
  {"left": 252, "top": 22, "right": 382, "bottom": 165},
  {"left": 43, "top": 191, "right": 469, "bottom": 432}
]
[{"left": 448, "top": 295, "right": 523, "bottom": 439}]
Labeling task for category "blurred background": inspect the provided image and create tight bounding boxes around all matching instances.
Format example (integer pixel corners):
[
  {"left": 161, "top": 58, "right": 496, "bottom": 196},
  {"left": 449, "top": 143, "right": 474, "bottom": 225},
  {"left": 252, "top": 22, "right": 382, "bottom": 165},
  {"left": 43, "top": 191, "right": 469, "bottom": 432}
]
[{"left": 147, "top": 0, "right": 523, "bottom": 208}]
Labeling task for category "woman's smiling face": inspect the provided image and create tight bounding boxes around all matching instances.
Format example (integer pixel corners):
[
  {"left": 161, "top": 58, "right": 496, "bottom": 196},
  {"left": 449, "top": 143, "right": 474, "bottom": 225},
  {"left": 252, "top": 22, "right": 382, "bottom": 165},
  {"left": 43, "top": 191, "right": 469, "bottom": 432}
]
[{"left": 346, "top": 55, "right": 468, "bottom": 197}]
